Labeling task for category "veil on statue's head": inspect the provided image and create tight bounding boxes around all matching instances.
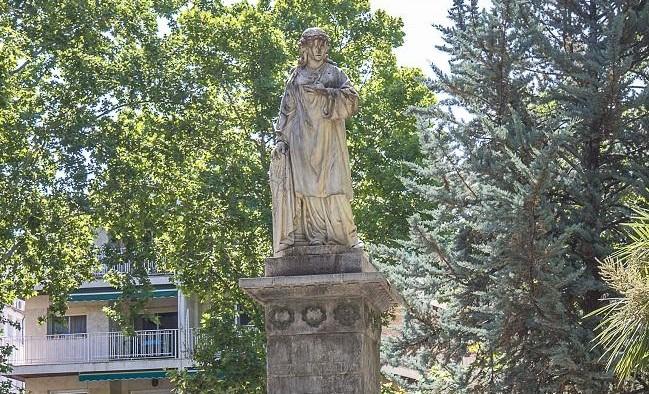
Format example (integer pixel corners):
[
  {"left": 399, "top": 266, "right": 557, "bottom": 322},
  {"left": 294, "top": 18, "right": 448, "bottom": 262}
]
[
  {"left": 297, "top": 27, "right": 330, "bottom": 67},
  {"left": 299, "top": 27, "right": 330, "bottom": 46}
]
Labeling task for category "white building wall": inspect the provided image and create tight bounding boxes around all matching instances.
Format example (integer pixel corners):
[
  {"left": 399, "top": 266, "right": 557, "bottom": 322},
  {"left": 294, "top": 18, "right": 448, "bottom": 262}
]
[
  {"left": 2, "top": 301, "right": 24, "bottom": 336},
  {"left": 2, "top": 301, "right": 25, "bottom": 392},
  {"left": 26, "top": 376, "right": 110, "bottom": 394},
  {"left": 22, "top": 296, "right": 179, "bottom": 338},
  {"left": 25, "top": 376, "right": 173, "bottom": 394},
  {"left": 27, "top": 295, "right": 110, "bottom": 334}
]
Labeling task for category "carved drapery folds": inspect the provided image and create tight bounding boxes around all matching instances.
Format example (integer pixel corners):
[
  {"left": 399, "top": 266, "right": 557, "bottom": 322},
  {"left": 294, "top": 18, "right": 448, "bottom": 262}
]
[{"left": 271, "top": 27, "right": 361, "bottom": 255}]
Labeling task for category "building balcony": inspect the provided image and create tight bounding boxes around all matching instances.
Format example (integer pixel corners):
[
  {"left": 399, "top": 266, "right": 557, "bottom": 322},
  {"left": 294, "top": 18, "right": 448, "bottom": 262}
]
[
  {"left": 83, "top": 261, "right": 172, "bottom": 289},
  {"left": 3, "top": 328, "right": 197, "bottom": 378},
  {"left": 92, "top": 261, "right": 167, "bottom": 278}
]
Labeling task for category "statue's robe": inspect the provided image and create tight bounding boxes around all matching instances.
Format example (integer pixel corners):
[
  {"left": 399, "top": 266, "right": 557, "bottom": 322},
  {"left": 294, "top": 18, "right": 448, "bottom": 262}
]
[{"left": 271, "top": 61, "right": 360, "bottom": 254}]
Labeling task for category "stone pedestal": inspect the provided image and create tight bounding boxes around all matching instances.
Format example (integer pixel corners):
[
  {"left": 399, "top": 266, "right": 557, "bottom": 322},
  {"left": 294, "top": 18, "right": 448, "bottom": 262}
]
[{"left": 239, "top": 247, "right": 402, "bottom": 394}]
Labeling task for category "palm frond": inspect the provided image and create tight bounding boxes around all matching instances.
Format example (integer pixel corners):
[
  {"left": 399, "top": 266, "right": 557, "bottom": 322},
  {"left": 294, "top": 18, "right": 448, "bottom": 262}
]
[{"left": 589, "top": 203, "right": 649, "bottom": 380}]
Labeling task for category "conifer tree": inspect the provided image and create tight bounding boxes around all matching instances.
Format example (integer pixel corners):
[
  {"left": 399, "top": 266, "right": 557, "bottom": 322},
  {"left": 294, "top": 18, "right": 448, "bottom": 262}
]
[{"left": 377, "top": 0, "right": 649, "bottom": 392}]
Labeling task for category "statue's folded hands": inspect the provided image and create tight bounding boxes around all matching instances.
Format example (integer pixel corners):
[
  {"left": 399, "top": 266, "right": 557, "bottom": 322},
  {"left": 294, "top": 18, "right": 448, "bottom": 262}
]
[{"left": 302, "top": 84, "right": 334, "bottom": 95}]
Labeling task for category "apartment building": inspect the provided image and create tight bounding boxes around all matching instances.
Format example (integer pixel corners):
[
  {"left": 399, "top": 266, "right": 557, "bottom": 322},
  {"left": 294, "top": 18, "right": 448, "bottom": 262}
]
[
  {"left": 2, "top": 261, "right": 201, "bottom": 394},
  {"left": 1, "top": 300, "right": 25, "bottom": 392}
]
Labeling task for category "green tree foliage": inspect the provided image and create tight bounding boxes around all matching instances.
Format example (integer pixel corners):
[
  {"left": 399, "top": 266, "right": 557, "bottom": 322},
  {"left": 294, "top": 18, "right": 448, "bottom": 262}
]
[
  {"left": 376, "top": 0, "right": 649, "bottom": 392},
  {"left": 0, "top": 0, "right": 100, "bottom": 319},
  {"left": 590, "top": 207, "right": 649, "bottom": 383},
  {"left": 1, "top": 0, "right": 431, "bottom": 391}
]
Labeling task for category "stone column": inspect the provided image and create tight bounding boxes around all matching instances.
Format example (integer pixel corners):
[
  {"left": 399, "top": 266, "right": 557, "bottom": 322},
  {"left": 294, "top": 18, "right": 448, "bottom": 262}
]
[{"left": 239, "top": 246, "right": 402, "bottom": 394}]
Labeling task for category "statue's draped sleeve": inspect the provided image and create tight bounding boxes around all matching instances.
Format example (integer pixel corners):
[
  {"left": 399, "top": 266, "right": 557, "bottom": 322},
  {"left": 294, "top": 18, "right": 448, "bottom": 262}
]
[
  {"left": 275, "top": 70, "right": 297, "bottom": 144},
  {"left": 270, "top": 72, "right": 297, "bottom": 253},
  {"left": 323, "top": 70, "right": 358, "bottom": 120}
]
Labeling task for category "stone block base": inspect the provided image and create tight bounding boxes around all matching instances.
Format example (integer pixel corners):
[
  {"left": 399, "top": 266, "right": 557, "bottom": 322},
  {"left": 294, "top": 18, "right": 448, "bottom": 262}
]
[
  {"left": 265, "top": 246, "right": 374, "bottom": 277},
  {"left": 240, "top": 270, "right": 402, "bottom": 394}
]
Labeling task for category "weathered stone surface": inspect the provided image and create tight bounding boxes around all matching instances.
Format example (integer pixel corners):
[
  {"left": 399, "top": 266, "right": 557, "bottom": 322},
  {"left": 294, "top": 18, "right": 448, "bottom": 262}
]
[
  {"left": 240, "top": 272, "right": 402, "bottom": 314},
  {"left": 263, "top": 297, "right": 381, "bottom": 393},
  {"left": 271, "top": 27, "right": 362, "bottom": 253},
  {"left": 240, "top": 272, "right": 401, "bottom": 394},
  {"left": 265, "top": 247, "right": 374, "bottom": 277},
  {"left": 275, "top": 245, "right": 358, "bottom": 257},
  {"left": 266, "top": 333, "right": 362, "bottom": 375},
  {"left": 268, "top": 374, "right": 364, "bottom": 394}
]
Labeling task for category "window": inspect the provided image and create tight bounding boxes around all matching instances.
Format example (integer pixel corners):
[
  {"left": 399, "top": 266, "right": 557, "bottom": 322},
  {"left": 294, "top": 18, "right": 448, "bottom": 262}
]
[
  {"left": 47, "top": 315, "right": 87, "bottom": 336},
  {"left": 133, "top": 312, "right": 177, "bottom": 331},
  {"left": 12, "top": 299, "right": 24, "bottom": 310},
  {"left": 235, "top": 304, "right": 252, "bottom": 326}
]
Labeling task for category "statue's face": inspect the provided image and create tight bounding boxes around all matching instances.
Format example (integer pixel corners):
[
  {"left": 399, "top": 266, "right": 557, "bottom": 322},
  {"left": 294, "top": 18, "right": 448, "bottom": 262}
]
[{"left": 307, "top": 38, "right": 328, "bottom": 63}]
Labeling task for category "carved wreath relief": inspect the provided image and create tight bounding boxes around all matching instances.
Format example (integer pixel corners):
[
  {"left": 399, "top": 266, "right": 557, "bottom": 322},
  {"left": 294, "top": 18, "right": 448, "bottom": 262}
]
[
  {"left": 269, "top": 302, "right": 365, "bottom": 330},
  {"left": 334, "top": 302, "right": 360, "bottom": 327},
  {"left": 269, "top": 306, "right": 294, "bottom": 330},
  {"left": 301, "top": 305, "right": 327, "bottom": 327}
]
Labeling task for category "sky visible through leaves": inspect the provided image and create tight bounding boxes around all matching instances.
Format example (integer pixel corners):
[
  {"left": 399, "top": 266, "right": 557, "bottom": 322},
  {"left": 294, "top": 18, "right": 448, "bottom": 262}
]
[{"left": 219, "top": 0, "right": 492, "bottom": 76}]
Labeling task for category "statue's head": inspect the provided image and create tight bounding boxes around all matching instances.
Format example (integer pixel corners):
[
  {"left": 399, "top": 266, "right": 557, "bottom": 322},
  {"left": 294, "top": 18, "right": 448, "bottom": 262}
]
[{"left": 298, "top": 27, "right": 330, "bottom": 67}]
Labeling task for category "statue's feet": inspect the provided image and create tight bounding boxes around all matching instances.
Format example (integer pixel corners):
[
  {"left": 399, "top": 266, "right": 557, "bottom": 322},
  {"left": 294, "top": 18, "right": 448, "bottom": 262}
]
[{"left": 309, "top": 239, "right": 325, "bottom": 246}]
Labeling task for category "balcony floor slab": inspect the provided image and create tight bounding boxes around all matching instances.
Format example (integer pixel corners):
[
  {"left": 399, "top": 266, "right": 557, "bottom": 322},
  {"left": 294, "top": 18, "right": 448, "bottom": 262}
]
[{"left": 7, "top": 357, "right": 194, "bottom": 379}]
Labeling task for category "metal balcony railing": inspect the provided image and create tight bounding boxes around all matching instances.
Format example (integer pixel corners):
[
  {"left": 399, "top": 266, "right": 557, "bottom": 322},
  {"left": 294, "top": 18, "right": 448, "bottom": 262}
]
[
  {"left": 92, "top": 261, "right": 166, "bottom": 278},
  {"left": 2, "top": 328, "right": 196, "bottom": 366}
]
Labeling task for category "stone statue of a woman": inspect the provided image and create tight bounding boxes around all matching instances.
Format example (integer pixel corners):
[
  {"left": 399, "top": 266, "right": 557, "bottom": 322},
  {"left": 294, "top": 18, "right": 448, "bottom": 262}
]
[{"left": 270, "top": 27, "right": 362, "bottom": 254}]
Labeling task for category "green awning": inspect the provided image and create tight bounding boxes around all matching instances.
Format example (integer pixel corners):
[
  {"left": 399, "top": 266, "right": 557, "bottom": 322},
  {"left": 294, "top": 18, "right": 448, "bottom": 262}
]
[
  {"left": 79, "top": 368, "right": 197, "bottom": 382},
  {"left": 69, "top": 289, "right": 177, "bottom": 302},
  {"left": 79, "top": 369, "right": 168, "bottom": 381}
]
